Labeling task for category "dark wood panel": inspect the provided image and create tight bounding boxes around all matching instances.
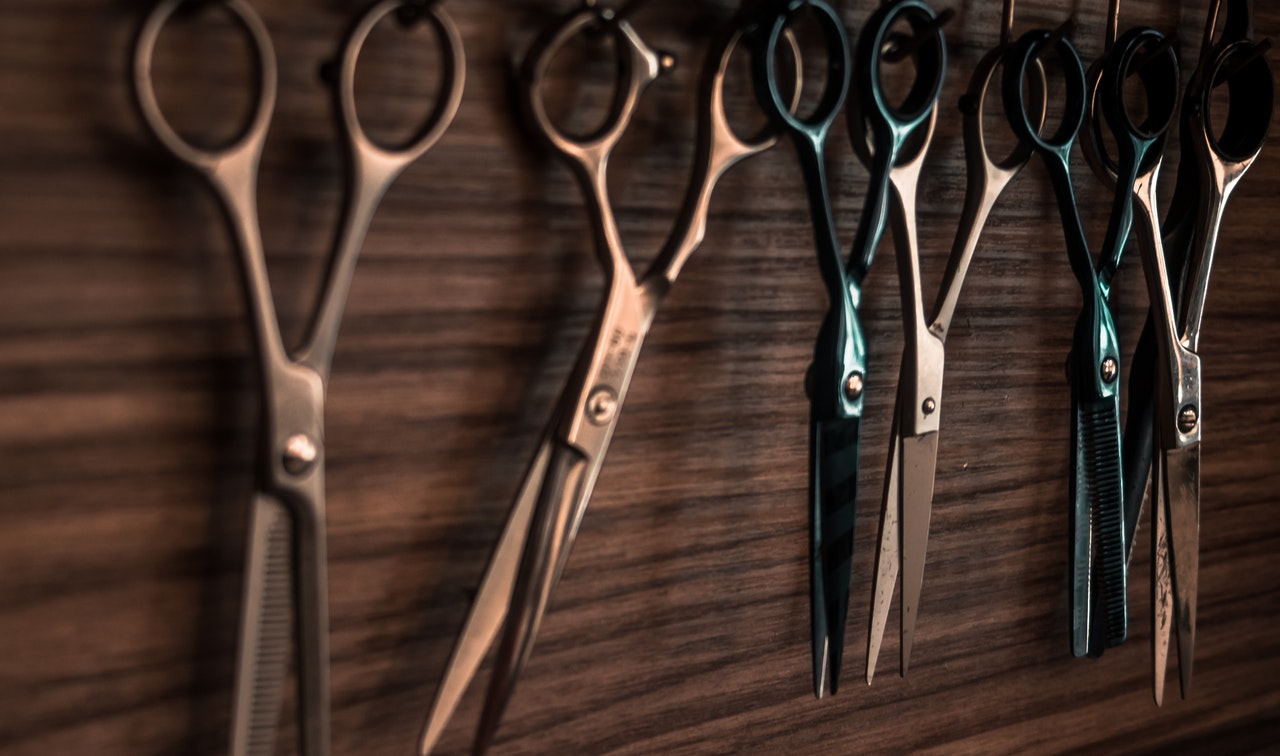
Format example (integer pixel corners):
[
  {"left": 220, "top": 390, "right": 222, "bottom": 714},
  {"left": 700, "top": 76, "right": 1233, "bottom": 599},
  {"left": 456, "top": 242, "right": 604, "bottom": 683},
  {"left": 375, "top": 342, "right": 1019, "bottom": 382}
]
[{"left": 1, "top": 1, "right": 1278, "bottom": 754}]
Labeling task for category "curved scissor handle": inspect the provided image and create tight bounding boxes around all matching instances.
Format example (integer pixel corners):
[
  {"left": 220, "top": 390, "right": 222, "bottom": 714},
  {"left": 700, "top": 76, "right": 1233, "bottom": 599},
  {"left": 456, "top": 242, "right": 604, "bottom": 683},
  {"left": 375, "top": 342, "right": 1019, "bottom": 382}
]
[
  {"left": 752, "top": 0, "right": 852, "bottom": 143},
  {"left": 848, "top": 0, "right": 947, "bottom": 168},
  {"left": 1004, "top": 28, "right": 1087, "bottom": 156},
  {"left": 335, "top": 0, "right": 465, "bottom": 164},
  {"left": 132, "top": 0, "right": 276, "bottom": 178},
  {"left": 1196, "top": 38, "right": 1273, "bottom": 167}
]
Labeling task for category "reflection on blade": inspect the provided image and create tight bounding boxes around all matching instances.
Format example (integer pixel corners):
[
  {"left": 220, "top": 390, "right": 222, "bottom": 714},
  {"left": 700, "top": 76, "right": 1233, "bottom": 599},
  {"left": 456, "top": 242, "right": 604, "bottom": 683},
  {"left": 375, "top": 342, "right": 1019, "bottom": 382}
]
[
  {"left": 475, "top": 443, "right": 587, "bottom": 755},
  {"left": 812, "top": 418, "right": 860, "bottom": 696},
  {"left": 1164, "top": 445, "right": 1200, "bottom": 699},
  {"left": 1069, "top": 398, "right": 1093, "bottom": 658},
  {"left": 867, "top": 409, "right": 902, "bottom": 684},
  {"left": 1152, "top": 450, "right": 1171, "bottom": 706},
  {"left": 418, "top": 439, "right": 552, "bottom": 756},
  {"left": 899, "top": 432, "right": 939, "bottom": 674}
]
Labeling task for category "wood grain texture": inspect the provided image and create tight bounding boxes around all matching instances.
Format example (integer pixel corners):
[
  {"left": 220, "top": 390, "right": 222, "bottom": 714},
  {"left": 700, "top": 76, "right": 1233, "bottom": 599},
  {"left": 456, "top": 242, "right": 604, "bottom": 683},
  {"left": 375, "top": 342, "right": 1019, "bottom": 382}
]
[{"left": 1, "top": 1, "right": 1278, "bottom": 753}]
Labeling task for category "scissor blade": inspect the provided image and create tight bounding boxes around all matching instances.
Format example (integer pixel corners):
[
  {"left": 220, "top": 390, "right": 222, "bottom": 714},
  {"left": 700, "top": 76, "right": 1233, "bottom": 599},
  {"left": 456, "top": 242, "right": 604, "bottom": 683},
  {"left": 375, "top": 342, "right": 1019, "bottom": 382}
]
[
  {"left": 1122, "top": 317, "right": 1158, "bottom": 562},
  {"left": 1152, "top": 450, "right": 1172, "bottom": 706},
  {"left": 867, "top": 410, "right": 903, "bottom": 684},
  {"left": 418, "top": 437, "right": 553, "bottom": 756},
  {"left": 475, "top": 442, "right": 587, "bottom": 754},
  {"left": 1164, "top": 445, "right": 1200, "bottom": 699},
  {"left": 231, "top": 493, "right": 293, "bottom": 756},
  {"left": 812, "top": 418, "right": 860, "bottom": 697},
  {"left": 899, "top": 431, "right": 939, "bottom": 676},
  {"left": 1068, "top": 392, "right": 1093, "bottom": 658},
  {"left": 1084, "top": 398, "right": 1128, "bottom": 650}
]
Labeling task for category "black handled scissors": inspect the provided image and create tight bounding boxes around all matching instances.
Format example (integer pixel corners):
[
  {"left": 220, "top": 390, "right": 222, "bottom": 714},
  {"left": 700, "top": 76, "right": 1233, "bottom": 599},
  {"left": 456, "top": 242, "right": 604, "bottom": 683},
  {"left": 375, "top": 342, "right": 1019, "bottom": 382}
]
[
  {"left": 868, "top": 0, "right": 1043, "bottom": 683},
  {"left": 1003, "top": 17, "right": 1129, "bottom": 659},
  {"left": 131, "top": 1, "right": 464, "bottom": 753},
  {"left": 417, "top": 4, "right": 799, "bottom": 752},
  {"left": 1121, "top": 0, "right": 1272, "bottom": 704},
  {"left": 848, "top": 0, "right": 949, "bottom": 683},
  {"left": 750, "top": 0, "right": 858, "bottom": 698}
]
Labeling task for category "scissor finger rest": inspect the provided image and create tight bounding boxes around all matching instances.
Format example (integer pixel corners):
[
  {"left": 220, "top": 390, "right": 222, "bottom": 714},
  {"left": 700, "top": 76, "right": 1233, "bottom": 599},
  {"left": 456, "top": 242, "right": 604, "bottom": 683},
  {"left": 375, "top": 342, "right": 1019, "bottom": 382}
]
[{"left": 132, "top": 0, "right": 276, "bottom": 174}]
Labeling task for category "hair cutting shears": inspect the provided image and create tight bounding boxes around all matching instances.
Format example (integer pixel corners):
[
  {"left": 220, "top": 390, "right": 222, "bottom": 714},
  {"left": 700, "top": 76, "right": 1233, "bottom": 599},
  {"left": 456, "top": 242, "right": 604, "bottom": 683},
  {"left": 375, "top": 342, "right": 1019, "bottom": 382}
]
[
  {"left": 1118, "top": 0, "right": 1272, "bottom": 704},
  {"left": 1002, "top": 15, "right": 1130, "bottom": 659},
  {"left": 750, "top": 0, "right": 856, "bottom": 699},
  {"left": 867, "top": 0, "right": 1043, "bottom": 683},
  {"left": 131, "top": 1, "right": 464, "bottom": 753},
  {"left": 417, "top": 4, "right": 798, "bottom": 752}
]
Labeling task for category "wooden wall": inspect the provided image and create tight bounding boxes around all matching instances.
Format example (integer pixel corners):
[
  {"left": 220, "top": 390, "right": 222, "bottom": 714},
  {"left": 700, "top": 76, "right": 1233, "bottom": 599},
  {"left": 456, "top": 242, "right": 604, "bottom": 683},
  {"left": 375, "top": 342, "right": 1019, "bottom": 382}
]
[{"left": 2, "top": 1, "right": 1278, "bottom": 753}]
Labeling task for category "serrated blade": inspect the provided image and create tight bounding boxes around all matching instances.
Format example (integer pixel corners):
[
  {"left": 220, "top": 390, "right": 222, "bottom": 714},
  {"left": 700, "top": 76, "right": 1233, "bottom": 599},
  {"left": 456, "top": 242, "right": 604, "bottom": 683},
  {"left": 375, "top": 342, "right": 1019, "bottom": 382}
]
[
  {"left": 1082, "top": 399, "right": 1128, "bottom": 650},
  {"left": 812, "top": 418, "right": 860, "bottom": 696}
]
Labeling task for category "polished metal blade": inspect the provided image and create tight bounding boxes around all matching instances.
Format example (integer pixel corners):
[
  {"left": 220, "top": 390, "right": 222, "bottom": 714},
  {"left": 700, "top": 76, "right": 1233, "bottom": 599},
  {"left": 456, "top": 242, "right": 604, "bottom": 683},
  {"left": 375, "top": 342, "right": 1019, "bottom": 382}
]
[
  {"left": 867, "top": 411, "right": 903, "bottom": 685},
  {"left": 812, "top": 418, "right": 860, "bottom": 696},
  {"left": 418, "top": 438, "right": 552, "bottom": 756},
  {"left": 1164, "top": 445, "right": 1200, "bottom": 700},
  {"left": 899, "top": 431, "right": 939, "bottom": 675},
  {"left": 1152, "top": 450, "right": 1171, "bottom": 707},
  {"left": 1069, "top": 396, "right": 1094, "bottom": 658},
  {"left": 231, "top": 493, "right": 293, "bottom": 756},
  {"left": 475, "top": 443, "right": 587, "bottom": 754}
]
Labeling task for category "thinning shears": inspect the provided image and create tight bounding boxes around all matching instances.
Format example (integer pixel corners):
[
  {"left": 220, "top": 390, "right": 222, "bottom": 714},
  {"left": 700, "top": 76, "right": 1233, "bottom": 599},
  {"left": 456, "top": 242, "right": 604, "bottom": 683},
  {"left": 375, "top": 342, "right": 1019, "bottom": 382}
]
[
  {"left": 868, "top": 0, "right": 1042, "bottom": 682},
  {"left": 132, "top": 1, "right": 464, "bottom": 753},
  {"left": 418, "top": 4, "right": 798, "bottom": 752},
  {"left": 1003, "top": 15, "right": 1129, "bottom": 659},
  {"left": 1119, "top": 0, "right": 1272, "bottom": 704}
]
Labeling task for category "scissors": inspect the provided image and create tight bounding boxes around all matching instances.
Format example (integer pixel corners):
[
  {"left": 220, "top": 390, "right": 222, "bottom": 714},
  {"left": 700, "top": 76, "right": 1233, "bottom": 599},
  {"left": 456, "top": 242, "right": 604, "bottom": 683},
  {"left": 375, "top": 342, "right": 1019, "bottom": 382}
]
[
  {"left": 1120, "top": 0, "right": 1272, "bottom": 703},
  {"left": 131, "top": 1, "right": 464, "bottom": 753},
  {"left": 750, "top": 0, "right": 857, "bottom": 698},
  {"left": 867, "top": 0, "right": 1043, "bottom": 683},
  {"left": 1002, "top": 15, "right": 1130, "bottom": 659},
  {"left": 418, "top": 4, "right": 799, "bottom": 752}
]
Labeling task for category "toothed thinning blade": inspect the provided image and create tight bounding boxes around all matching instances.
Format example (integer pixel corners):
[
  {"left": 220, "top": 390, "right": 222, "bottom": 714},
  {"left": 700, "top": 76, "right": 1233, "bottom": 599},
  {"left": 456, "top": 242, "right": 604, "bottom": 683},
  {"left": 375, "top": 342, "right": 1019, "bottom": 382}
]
[{"left": 1081, "top": 399, "right": 1128, "bottom": 651}]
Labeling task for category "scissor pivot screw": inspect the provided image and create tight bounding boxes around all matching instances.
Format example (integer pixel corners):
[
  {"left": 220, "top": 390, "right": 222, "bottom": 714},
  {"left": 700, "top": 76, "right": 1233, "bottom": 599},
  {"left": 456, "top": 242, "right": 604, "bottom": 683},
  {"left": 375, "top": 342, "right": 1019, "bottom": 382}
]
[
  {"left": 1178, "top": 405, "right": 1199, "bottom": 434},
  {"left": 1100, "top": 357, "right": 1118, "bottom": 384},
  {"left": 843, "top": 372, "right": 864, "bottom": 402},
  {"left": 922, "top": 398, "right": 937, "bottom": 415},
  {"left": 586, "top": 387, "right": 618, "bottom": 424},
  {"left": 282, "top": 433, "right": 319, "bottom": 475}
]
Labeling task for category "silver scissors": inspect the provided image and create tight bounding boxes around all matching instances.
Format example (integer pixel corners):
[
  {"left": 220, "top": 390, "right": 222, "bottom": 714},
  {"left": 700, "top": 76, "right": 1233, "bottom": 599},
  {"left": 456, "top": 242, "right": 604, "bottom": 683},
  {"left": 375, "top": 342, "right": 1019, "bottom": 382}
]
[
  {"left": 131, "top": 1, "right": 464, "bottom": 752},
  {"left": 417, "top": 3, "right": 798, "bottom": 753},
  {"left": 1121, "top": 0, "right": 1272, "bottom": 704},
  {"left": 867, "top": 0, "right": 1043, "bottom": 682}
]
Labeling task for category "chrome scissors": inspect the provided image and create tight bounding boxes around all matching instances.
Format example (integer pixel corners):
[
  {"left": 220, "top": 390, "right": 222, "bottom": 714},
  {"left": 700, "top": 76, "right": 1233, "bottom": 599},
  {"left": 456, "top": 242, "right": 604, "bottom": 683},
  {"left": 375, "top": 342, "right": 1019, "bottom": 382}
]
[
  {"left": 868, "top": 0, "right": 1042, "bottom": 682},
  {"left": 750, "top": 0, "right": 858, "bottom": 698},
  {"left": 1120, "top": 0, "right": 1272, "bottom": 703},
  {"left": 417, "top": 4, "right": 798, "bottom": 752},
  {"left": 131, "top": 1, "right": 464, "bottom": 753}
]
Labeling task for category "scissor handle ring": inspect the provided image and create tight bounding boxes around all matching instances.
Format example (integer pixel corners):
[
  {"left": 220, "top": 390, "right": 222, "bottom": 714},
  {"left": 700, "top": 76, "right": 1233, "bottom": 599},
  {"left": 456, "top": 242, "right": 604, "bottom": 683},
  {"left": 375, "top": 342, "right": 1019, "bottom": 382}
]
[
  {"left": 753, "top": 0, "right": 851, "bottom": 137},
  {"left": 1088, "top": 28, "right": 1180, "bottom": 183},
  {"left": 1003, "top": 29, "right": 1086, "bottom": 154},
  {"left": 522, "top": 6, "right": 664, "bottom": 169},
  {"left": 1198, "top": 38, "right": 1273, "bottom": 164},
  {"left": 712, "top": 27, "right": 802, "bottom": 153},
  {"left": 965, "top": 43, "right": 1044, "bottom": 173},
  {"left": 131, "top": 0, "right": 276, "bottom": 172},
  {"left": 335, "top": 0, "right": 465, "bottom": 161},
  {"left": 856, "top": 0, "right": 947, "bottom": 138}
]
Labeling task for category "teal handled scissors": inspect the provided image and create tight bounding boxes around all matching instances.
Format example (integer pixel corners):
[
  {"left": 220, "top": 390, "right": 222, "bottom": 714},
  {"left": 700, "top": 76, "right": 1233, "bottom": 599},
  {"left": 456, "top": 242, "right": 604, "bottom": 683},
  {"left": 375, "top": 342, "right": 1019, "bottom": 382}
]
[
  {"left": 418, "top": 4, "right": 799, "bottom": 752},
  {"left": 1002, "top": 16, "right": 1130, "bottom": 659},
  {"left": 131, "top": 1, "right": 463, "bottom": 753},
  {"left": 1120, "top": 0, "right": 1272, "bottom": 704},
  {"left": 750, "top": 0, "right": 858, "bottom": 698},
  {"left": 868, "top": 0, "right": 1044, "bottom": 682}
]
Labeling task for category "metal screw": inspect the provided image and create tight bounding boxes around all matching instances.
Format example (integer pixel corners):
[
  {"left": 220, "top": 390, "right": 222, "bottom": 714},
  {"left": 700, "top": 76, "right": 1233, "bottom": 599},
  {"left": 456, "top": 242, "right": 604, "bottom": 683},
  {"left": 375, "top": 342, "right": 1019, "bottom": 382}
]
[
  {"left": 283, "top": 433, "right": 318, "bottom": 475},
  {"left": 843, "top": 372, "right": 865, "bottom": 402},
  {"left": 922, "top": 397, "right": 937, "bottom": 415},
  {"left": 1100, "top": 357, "right": 1118, "bottom": 384},
  {"left": 1178, "top": 405, "right": 1199, "bottom": 434},
  {"left": 586, "top": 387, "right": 618, "bottom": 425}
]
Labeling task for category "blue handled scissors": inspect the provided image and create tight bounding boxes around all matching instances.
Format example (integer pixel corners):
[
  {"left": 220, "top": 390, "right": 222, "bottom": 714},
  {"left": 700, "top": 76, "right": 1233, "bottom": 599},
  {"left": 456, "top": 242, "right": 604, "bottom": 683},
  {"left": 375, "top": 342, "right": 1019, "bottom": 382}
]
[
  {"left": 868, "top": 0, "right": 1044, "bottom": 682},
  {"left": 417, "top": 4, "right": 799, "bottom": 752},
  {"left": 1119, "top": 0, "right": 1272, "bottom": 703},
  {"left": 131, "top": 1, "right": 464, "bottom": 753}
]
